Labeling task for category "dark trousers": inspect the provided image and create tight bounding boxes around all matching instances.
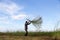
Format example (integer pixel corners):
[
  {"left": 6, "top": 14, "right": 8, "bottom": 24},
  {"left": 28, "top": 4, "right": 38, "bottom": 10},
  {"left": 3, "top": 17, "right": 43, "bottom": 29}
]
[{"left": 25, "top": 29, "right": 28, "bottom": 36}]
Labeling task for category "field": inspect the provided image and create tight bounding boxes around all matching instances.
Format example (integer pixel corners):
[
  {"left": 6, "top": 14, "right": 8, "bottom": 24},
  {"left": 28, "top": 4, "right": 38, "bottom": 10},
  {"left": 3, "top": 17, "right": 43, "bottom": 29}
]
[{"left": 0, "top": 31, "right": 60, "bottom": 40}]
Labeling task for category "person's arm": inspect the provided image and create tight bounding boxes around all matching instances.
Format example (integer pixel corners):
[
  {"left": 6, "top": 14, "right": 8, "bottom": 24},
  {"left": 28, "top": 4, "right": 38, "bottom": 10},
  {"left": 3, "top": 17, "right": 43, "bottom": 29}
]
[
  {"left": 26, "top": 19, "right": 31, "bottom": 25},
  {"left": 27, "top": 21, "right": 31, "bottom": 25}
]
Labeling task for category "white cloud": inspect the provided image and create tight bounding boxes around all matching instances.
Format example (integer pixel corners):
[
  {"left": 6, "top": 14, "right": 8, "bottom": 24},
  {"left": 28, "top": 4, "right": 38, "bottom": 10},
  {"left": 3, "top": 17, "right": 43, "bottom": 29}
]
[
  {"left": 0, "top": 0, "right": 27, "bottom": 20},
  {"left": 0, "top": 2, "right": 23, "bottom": 15},
  {"left": 0, "top": 17, "right": 10, "bottom": 24},
  {"left": 11, "top": 14, "right": 27, "bottom": 20}
]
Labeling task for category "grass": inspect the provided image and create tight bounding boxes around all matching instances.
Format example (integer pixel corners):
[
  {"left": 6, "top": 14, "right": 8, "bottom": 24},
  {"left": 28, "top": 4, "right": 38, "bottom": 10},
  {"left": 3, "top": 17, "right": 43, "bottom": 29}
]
[
  {"left": 0, "top": 31, "right": 60, "bottom": 36},
  {"left": 0, "top": 31, "right": 60, "bottom": 40}
]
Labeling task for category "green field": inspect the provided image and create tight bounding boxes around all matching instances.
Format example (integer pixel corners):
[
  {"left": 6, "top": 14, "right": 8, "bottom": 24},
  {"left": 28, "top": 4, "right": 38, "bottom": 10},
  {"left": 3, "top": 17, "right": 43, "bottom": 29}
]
[{"left": 0, "top": 31, "right": 60, "bottom": 40}]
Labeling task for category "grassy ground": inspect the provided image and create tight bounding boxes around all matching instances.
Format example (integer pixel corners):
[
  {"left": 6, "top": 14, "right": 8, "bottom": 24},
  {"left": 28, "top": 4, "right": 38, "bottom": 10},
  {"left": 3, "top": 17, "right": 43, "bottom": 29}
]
[{"left": 0, "top": 31, "right": 60, "bottom": 40}]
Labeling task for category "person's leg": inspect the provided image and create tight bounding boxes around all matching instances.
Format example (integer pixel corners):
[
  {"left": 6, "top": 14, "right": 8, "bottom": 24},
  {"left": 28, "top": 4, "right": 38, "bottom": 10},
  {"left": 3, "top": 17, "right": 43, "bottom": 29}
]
[
  {"left": 25, "top": 29, "right": 28, "bottom": 36},
  {"left": 26, "top": 30, "right": 28, "bottom": 36}
]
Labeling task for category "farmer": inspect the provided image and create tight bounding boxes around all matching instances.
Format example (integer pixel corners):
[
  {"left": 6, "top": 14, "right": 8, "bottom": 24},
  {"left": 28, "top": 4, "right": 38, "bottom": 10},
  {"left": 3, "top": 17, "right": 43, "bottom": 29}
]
[{"left": 25, "top": 20, "right": 31, "bottom": 36}]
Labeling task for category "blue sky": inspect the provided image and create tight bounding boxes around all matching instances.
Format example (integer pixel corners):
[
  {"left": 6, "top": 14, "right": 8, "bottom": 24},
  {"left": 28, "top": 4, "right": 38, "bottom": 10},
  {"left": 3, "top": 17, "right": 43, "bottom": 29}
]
[{"left": 0, "top": 0, "right": 60, "bottom": 32}]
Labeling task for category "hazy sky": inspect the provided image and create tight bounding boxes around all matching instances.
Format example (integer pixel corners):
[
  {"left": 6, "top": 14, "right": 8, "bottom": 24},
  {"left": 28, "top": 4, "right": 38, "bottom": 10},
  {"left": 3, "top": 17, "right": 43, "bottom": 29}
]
[{"left": 0, "top": 0, "right": 60, "bottom": 32}]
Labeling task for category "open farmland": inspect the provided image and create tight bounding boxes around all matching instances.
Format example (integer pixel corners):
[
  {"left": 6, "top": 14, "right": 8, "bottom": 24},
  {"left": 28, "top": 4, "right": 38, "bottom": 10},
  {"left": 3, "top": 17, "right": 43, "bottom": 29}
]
[{"left": 0, "top": 31, "right": 60, "bottom": 40}]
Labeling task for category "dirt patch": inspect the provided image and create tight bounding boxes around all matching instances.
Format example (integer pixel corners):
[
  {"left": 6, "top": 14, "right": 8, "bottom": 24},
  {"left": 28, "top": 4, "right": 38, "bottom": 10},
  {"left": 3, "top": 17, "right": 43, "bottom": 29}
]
[{"left": 0, "top": 35, "right": 60, "bottom": 40}]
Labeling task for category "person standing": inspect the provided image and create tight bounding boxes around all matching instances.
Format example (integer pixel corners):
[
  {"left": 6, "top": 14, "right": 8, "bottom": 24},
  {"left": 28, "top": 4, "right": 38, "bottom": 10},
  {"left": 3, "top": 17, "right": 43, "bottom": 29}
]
[{"left": 25, "top": 20, "right": 31, "bottom": 36}]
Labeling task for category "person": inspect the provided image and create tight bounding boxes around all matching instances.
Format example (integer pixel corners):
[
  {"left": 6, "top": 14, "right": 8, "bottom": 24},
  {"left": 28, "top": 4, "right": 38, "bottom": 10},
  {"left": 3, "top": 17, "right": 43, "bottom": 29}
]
[{"left": 25, "top": 20, "right": 31, "bottom": 36}]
